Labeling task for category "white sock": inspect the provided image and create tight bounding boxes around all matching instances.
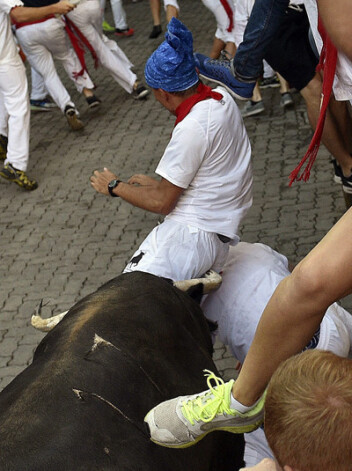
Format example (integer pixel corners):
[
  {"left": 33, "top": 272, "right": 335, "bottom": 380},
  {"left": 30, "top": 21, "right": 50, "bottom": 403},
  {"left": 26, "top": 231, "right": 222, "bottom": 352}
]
[{"left": 230, "top": 393, "right": 259, "bottom": 413}]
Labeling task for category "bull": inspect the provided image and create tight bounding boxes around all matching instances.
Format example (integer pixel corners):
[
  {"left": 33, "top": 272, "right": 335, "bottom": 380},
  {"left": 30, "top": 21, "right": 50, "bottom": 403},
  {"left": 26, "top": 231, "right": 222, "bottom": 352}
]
[{"left": 0, "top": 271, "right": 244, "bottom": 470}]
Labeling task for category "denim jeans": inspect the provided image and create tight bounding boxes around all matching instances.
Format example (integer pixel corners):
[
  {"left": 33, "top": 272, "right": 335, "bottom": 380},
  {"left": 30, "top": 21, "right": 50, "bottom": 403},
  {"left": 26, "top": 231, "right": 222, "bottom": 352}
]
[{"left": 233, "top": 0, "right": 290, "bottom": 82}]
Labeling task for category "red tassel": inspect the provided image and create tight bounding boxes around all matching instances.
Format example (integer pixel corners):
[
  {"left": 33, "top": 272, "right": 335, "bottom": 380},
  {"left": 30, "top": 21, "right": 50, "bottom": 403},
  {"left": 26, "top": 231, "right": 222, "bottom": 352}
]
[
  {"left": 219, "top": 0, "right": 234, "bottom": 32},
  {"left": 289, "top": 17, "right": 337, "bottom": 186}
]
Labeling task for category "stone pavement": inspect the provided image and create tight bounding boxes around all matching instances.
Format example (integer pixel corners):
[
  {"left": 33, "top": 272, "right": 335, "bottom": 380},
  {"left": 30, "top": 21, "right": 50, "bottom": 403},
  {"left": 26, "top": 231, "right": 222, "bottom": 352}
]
[{"left": 0, "top": 0, "right": 351, "bottom": 390}]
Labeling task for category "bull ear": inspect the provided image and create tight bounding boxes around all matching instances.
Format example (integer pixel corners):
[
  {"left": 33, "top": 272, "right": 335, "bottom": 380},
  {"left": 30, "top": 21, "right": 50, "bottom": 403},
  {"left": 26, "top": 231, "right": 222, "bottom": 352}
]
[{"left": 185, "top": 283, "right": 204, "bottom": 304}]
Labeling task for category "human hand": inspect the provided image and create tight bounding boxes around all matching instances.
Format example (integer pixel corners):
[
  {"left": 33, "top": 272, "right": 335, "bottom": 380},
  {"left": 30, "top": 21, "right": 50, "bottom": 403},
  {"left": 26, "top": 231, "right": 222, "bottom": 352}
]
[
  {"left": 239, "top": 458, "right": 282, "bottom": 471},
  {"left": 54, "top": 0, "right": 76, "bottom": 14},
  {"left": 128, "top": 174, "right": 158, "bottom": 187},
  {"left": 90, "top": 167, "right": 119, "bottom": 196}
]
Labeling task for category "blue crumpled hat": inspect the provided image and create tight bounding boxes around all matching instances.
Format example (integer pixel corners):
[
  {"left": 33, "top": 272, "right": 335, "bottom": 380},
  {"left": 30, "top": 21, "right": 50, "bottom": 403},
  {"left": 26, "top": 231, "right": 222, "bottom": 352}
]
[{"left": 145, "top": 18, "right": 199, "bottom": 92}]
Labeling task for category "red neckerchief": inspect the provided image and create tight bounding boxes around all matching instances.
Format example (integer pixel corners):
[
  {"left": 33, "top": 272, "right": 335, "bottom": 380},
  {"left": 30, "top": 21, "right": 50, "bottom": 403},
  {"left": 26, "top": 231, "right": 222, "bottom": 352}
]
[
  {"left": 63, "top": 16, "right": 99, "bottom": 79},
  {"left": 289, "top": 17, "right": 337, "bottom": 185},
  {"left": 219, "top": 0, "right": 234, "bottom": 32},
  {"left": 174, "top": 83, "right": 223, "bottom": 127}
]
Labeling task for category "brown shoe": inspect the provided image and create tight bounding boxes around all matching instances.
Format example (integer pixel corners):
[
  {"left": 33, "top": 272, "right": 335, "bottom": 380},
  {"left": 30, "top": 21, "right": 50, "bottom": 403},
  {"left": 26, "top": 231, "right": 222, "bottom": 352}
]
[{"left": 64, "top": 105, "right": 84, "bottom": 131}]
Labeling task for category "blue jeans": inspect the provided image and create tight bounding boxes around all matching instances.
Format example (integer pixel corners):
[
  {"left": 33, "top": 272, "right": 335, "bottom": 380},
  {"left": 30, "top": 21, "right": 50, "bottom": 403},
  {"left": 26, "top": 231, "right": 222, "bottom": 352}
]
[{"left": 233, "top": 0, "right": 290, "bottom": 82}]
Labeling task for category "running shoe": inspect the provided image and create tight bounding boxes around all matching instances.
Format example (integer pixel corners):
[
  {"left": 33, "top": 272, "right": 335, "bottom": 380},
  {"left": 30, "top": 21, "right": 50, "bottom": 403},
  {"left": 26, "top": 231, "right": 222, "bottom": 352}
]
[
  {"left": 193, "top": 53, "right": 255, "bottom": 100},
  {"left": 30, "top": 98, "right": 57, "bottom": 112},
  {"left": 115, "top": 27, "right": 134, "bottom": 37},
  {"left": 144, "top": 370, "right": 265, "bottom": 448},
  {"left": 0, "top": 163, "right": 38, "bottom": 190},
  {"left": 241, "top": 100, "right": 265, "bottom": 117}
]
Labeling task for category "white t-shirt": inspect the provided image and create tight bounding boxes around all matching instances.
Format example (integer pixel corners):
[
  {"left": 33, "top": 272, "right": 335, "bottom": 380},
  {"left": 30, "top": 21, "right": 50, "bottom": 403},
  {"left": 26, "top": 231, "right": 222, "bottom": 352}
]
[
  {"left": 0, "top": 0, "right": 23, "bottom": 65},
  {"left": 156, "top": 87, "right": 253, "bottom": 240},
  {"left": 304, "top": 0, "right": 352, "bottom": 101}
]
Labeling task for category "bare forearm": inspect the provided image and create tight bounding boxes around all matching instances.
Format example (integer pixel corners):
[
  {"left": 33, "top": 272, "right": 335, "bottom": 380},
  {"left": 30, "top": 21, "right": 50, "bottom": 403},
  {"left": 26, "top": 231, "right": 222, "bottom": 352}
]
[
  {"left": 114, "top": 181, "right": 175, "bottom": 215},
  {"left": 11, "top": 1, "right": 74, "bottom": 23}
]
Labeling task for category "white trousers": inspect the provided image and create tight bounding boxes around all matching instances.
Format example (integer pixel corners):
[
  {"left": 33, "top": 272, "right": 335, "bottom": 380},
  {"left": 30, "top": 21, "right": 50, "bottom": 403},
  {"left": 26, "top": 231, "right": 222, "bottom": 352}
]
[
  {"left": 30, "top": 67, "right": 47, "bottom": 101},
  {"left": 68, "top": 0, "right": 136, "bottom": 93},
  {"left": 123, "top": 219, "right": 230, "bottom": 282},
  {"left": 100, "top": 0, "right": 128, "bottom": 30},
  {"left": 16, "top": 17, "right": 94, "bottom": 112},
  {"left": 0, "top": 58, "right": 29, "bottom": 171},
  {"left": 201, "top": 0, "right": 236, "bottom": 44}
]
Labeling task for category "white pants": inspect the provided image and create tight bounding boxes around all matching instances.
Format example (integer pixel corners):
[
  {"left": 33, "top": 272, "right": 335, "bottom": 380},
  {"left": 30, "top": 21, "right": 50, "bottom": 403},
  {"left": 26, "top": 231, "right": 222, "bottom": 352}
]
[
  {"left": 16, "top": 17, "right": 94, "bottom": 112},
  {"left": 0, "top": 58, "right": 29, "bottom": 171},
  {"left": 68, "top": 0, "right": 136, "bottom": 93},
  {"left": 123, "top": 219, "right": 230, "bottom": 282},
  {"left": 30, "top": 67, "right": 47, "bottom": 101},
  {"left": 100, "top": 0, "right": 128, "bottom": 29},
  {"left": 201, "top": 0, "right": 236, "bottom": 44}
]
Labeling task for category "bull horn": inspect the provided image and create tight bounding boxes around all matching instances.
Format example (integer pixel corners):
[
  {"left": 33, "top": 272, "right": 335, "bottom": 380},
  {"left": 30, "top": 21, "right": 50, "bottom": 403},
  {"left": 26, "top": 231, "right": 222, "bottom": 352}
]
[
  {"left": 31, "top": 308, "right": 69, "bottom": 332},
  {"left": 174, "top": 270, "right": 222, "bottom": 294}
]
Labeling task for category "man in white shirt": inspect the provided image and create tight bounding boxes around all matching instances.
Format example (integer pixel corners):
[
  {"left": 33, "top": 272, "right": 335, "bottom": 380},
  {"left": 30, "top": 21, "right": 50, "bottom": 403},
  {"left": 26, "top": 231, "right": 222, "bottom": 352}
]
[
  {"left": 0, "top": 0, "right": 75, "bottom": 190},
  {"left": 90, "top": 18, "right": 253, "bottom": 281}
]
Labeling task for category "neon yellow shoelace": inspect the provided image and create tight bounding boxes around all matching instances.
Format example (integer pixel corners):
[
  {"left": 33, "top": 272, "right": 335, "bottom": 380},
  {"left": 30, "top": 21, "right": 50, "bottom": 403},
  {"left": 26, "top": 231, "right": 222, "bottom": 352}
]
[{"left": 181, "top": 370, "right": 235, "bottom": 426}]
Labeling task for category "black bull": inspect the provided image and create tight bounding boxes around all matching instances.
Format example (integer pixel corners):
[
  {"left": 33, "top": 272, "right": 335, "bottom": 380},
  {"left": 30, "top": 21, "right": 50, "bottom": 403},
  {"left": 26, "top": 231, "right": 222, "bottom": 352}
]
[{"left": 0, "top": 272, "right": 244, "bottom": 470}]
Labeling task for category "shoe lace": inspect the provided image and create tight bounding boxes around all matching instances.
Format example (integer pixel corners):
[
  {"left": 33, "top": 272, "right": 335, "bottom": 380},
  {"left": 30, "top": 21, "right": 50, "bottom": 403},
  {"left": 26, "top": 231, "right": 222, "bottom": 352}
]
[
  {"left": 181, "top": 370, "right": 234, "bottom": 426},
  {"left": 18, "top": 170, "right": 33, "bottom": 186}
]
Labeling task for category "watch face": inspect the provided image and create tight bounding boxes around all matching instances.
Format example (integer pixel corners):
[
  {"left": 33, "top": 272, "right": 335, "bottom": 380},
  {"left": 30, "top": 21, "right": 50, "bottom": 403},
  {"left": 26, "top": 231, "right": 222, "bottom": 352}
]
[{"left": 109, "top": 179, "right": 118, "bottom": 189}]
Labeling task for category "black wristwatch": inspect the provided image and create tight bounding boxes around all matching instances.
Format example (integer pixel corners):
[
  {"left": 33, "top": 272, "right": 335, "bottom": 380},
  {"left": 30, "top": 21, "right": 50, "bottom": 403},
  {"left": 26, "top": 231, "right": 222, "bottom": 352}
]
[{"left": 108, "top": 179, "right": 121, "bottom": 197}]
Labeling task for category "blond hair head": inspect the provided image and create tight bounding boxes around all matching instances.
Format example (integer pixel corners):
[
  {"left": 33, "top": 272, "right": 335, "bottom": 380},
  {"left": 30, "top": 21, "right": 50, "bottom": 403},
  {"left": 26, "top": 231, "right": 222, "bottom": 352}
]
[{"left": 265, "top": 350, "right": 352, "bottom": 471}]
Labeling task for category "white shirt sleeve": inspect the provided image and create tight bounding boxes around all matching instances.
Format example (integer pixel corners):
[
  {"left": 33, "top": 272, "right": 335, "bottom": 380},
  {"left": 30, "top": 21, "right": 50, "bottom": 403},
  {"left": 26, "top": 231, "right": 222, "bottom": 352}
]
[
  {"left": 155, "top": 117, "right": 207, "bottom": 189},
  {"left": 0, "top": 0, "right": 23, "bottom": 14}
]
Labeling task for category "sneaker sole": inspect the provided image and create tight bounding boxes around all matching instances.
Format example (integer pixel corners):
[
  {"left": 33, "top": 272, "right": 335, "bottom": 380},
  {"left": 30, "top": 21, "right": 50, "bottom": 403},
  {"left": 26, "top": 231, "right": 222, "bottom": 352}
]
[
  {"left": 198, "top": 73, "right": 250, "bottom": 101},
  {"left": 241, "top": 107, "right": 264, "bottom": 118},
  {"left": 0, "top": 171, "right": 38, "bottom": 190},
  {"left": 259, "top": 83, "right": 280, "bottom": 89},
  {"left": 30, "top": 105, "right": 53, "bottom": 112},
  {"left": 146, "top": 416, "right": 263, "bottom": 449},
  {"left": 134, "top": 90, "right": 150, "bottom": 100},
  {"left": 342, "top": 184, "right": 352, "bottom": 194}
]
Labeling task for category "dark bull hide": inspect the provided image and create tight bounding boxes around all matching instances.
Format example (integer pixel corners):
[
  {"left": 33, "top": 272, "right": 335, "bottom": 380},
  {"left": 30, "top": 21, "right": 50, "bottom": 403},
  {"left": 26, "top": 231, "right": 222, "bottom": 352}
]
[{"left": 0, "top": 272, "right": 244, "bottom": 470}]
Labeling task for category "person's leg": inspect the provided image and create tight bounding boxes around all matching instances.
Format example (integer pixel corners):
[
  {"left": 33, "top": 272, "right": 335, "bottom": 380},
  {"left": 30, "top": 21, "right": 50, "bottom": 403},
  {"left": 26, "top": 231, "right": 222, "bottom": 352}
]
[
  {"left": 194, "top": 0, "right": 289, "bottom": 100},
  {"left": 110, "top": 0, "right": 127, "bottom": 29},
  {"left": 300, "top": 73, "right": 352, "bottom": 177},
  {"left": 67, "top": 3, "right": 140, "bottom": 94},
  {"left": 16, "top": 23, "right": 75, "bottom": 112},
  {"left": 0, "top": 60, "right": 37, "bottom": 190},
  {"left": 233, "top": 0, "right": 289, "bottom": 81},
  {"left": 232, "top": 206, "right": 352, "bottom": 406},
  {"left": 277, "top": 72, "right": 293, "bottom": 107},
  {"left": 149, "top": 0, "right": 162, "bottom": 38},
  {"left": 44, "top": 19, "right": 95, "bottom": 99}
]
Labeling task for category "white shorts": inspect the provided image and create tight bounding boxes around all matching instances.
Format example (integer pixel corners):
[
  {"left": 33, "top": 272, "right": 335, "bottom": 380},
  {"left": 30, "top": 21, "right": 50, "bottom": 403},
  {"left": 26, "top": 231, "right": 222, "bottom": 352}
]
[{"left": 123, "top": 219, "right": 230, "bottom": 282}]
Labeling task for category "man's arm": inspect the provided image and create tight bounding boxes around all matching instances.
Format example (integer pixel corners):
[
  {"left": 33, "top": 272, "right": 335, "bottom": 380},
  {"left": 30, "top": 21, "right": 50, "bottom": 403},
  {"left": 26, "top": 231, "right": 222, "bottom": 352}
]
[
  {"left": 90, "top": 168, "right": 184, "bottom": 215},
  {"left": 317, "top": 0, "right": 352, "bottom": 61},
  {"left": 10, "top": 0, "right": 75, "bottom": 23}
]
